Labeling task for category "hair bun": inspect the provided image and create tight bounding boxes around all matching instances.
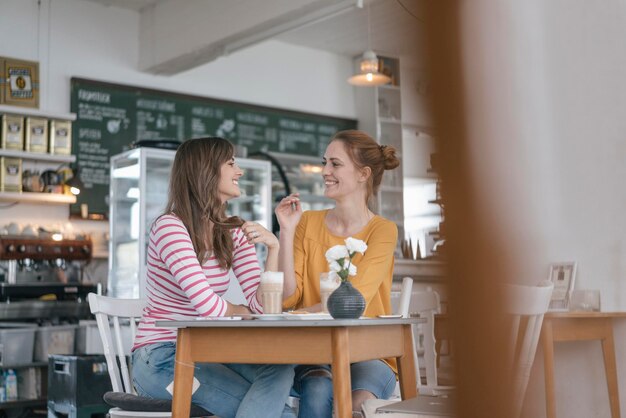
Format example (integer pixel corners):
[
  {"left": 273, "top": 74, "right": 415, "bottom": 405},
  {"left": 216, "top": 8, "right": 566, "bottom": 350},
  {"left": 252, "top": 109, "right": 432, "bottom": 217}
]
[{"left": 380, "top": 145, "right": 400, "bottom": 170}]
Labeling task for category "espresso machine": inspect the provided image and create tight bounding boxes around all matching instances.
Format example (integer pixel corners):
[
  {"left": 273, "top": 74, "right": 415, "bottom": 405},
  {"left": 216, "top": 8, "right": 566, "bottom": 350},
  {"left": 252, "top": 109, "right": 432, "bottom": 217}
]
[{"left": 0, "top": 236, "right": 97, "bottom": 319}]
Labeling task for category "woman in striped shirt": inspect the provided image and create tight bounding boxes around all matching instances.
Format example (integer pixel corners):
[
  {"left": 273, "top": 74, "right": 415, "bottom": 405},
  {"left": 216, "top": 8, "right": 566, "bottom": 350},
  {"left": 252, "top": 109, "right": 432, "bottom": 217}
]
[{"left": 131, "top": 137, "right": 295, "bottom": 418}]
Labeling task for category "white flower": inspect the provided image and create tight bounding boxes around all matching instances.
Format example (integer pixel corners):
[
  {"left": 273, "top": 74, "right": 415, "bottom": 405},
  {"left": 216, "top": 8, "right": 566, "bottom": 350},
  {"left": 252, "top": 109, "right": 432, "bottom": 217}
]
[
  {"left": 329, "top": 260, "right": 343, "bottom": 273},
  {"left": 325, "top": 245, "right": 349, "bottom": 263},
  {"left": 348, "top": 264, "right": 357, "bottom": 276},
  {"left": 325, "top": 237, "right": 367, "bottom": 282},
  {"left": 345, "top": 237, "right": 367, "bottom": 255}
]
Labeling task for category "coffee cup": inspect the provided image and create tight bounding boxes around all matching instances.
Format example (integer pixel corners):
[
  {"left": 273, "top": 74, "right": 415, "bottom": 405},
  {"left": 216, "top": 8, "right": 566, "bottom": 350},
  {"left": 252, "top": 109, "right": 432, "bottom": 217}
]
[
  {"left": 259, "top": 271, "right": 284, "bottom": 314},
  {"left": 320, "top": 272, "right": 340, "bottom": 313}
]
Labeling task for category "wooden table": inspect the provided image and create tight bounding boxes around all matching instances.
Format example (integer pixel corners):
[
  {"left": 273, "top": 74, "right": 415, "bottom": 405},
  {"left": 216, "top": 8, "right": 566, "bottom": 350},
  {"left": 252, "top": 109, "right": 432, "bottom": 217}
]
[
  {"left": 541, "top": 311, "right": 626, "bottom": 418},
  {"left": 156, "top": 317, "right": 422, "bottom": 418}
]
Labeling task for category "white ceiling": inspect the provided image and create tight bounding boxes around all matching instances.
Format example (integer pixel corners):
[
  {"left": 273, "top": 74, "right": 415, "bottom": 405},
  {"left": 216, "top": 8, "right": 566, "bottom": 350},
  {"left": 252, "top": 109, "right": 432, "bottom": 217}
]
[
  {"left": 278, "top": 0, "right": 423, "bottom": 58},
  {"left": 82, "top": 0, "right": 160, "bottom": 11},
  {"left": 82, "top": 0, "right": 424, "bottom": 62}
]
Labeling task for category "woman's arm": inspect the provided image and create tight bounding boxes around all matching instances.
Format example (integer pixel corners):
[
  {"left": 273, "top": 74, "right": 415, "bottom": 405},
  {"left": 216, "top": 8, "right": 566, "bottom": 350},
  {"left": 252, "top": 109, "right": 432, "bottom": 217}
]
[
  {"left": 241, "top": 221, "right": 279, "bottom": 271},
  {"left": 152, "top": 215, "right": 230, "bottom": 317},
  {"left": 275, "top": 194, "right": 302, "bottom": 299},
  {"left": 230, "top": 228, "right": 264, "bottom": 314}
]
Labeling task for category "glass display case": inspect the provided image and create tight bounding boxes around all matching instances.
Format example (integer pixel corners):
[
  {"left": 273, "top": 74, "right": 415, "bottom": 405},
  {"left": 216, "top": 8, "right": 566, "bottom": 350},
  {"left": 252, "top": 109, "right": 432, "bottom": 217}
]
[
  {"left": 251, "top": 151, "right": 334, "bottom": 233},
  {"left": 108, "top": 147, "right": 272, "bottom": 298}
]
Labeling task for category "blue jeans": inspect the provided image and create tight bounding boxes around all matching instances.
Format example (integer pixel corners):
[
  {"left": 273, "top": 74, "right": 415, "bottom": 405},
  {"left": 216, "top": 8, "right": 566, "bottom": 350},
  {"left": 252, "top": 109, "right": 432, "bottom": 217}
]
[
  {"left": 292, "top": 360, "right": 396, "bottom": 418},
  {"left": 132, "top": 342, "right": 296, "bottom": 418}
]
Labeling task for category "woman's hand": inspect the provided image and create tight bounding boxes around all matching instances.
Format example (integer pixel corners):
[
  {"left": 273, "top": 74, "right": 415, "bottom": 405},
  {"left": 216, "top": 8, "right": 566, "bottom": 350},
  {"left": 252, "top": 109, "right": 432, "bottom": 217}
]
[
  {"left": 226, "top": 303, "right": 252, "bottom": 316},
  {"left": 241, "top": 221, "right": 278, "bottom": 249},
  {"left": 275, "top": 193, "right": 302, "bottom": 231}
]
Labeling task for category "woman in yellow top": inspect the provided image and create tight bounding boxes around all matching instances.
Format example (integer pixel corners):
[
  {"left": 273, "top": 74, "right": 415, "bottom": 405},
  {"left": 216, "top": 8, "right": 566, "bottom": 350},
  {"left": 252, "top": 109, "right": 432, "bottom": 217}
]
[{"left": 276, "top": 130, "right": 400, "bottom": 418}]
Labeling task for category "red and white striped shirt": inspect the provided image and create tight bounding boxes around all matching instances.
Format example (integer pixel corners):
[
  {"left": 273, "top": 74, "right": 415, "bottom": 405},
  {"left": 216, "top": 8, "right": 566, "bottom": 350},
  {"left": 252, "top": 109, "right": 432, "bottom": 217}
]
[{"left": 133, "top": 214, "right": 263, "bottom": 350}]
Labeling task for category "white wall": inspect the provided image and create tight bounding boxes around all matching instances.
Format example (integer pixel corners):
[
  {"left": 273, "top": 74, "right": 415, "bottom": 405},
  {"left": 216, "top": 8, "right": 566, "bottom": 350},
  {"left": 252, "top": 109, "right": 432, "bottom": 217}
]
[
  {"left": 0, "top": 0, "right": 356, "bottom": 119},
  {"left": 0, "top": 0, "right": 356, "bottom": 297},
  {"left": 458, "top": 1, "right": 626, "bottom": 417},
  {"left": 0, "top": 0, "right": 355, "bottom": 229}
]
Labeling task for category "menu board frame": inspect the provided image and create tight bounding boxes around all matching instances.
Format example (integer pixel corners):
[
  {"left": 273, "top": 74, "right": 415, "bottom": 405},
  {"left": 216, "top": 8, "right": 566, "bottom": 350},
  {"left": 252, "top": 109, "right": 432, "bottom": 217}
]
[{"left": 70, "top": 77, "right": 356, "bottom": 218}]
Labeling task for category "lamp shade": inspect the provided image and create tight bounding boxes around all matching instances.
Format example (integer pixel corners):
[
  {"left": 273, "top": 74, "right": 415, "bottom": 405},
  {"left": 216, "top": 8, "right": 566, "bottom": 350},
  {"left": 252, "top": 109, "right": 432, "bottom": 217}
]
[{"left": 348, "top": 50, "right": 391, "bottom": 86}]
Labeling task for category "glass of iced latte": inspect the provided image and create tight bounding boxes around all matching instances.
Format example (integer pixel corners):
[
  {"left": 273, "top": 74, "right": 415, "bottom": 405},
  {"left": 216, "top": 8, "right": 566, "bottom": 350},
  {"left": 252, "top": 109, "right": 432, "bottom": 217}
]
[
  {"left": 259, "top": 271, "right": 284, "bottom": 314},
  {"left": 320, "top": 272, "right": 341, "bottom": 313}
]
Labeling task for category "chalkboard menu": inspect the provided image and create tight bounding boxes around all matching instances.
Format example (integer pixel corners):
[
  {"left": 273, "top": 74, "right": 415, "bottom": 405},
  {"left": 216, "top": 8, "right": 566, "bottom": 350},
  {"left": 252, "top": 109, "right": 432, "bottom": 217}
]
[{"left": 70, "top": 77, "right": 356, "bottom": 217}]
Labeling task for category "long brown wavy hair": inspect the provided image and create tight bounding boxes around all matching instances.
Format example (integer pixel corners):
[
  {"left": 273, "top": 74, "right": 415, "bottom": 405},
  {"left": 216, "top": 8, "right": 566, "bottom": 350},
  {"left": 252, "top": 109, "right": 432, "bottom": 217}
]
[{"left": 163, "top": 137, "right": 244, "bottom": 270}]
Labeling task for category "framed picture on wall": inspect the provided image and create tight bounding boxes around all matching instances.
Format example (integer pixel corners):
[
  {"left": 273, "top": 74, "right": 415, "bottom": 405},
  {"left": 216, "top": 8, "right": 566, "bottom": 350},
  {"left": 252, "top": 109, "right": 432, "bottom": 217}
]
[
  {"left": 1, "top": 56, "right": 39, "bottom": 108},
  {"left": 548, "top": 262, "right": 577, "bottom": 311}
]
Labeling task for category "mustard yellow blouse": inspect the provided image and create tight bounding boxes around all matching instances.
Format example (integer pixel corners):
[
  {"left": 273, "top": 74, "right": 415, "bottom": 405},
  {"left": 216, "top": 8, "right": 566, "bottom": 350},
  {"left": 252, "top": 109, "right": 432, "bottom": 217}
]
[
  {"left": 283, "top": 209, "right": 397, "bottom": 316},
  {"left": 283, "top": 209, "right": 398, "bottom": 372}
]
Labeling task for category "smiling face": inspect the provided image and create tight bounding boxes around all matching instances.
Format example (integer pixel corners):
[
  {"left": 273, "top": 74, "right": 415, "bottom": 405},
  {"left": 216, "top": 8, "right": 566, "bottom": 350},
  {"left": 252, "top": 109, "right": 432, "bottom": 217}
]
[
  {"left": 322, "top": 140, "right": 368, "bottom": 202},
  {"left": 218, "top": 157, "right": 244, "bottom": 203}
]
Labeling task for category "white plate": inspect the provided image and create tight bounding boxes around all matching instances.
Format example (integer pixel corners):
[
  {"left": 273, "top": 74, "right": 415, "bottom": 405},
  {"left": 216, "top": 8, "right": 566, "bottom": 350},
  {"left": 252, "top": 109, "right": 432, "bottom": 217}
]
[
  {"left": 195, "top": 316, "right": 242, "bottom": 321},
  {"left": 378, "top": 314, "right": 403, "bottom": 319},
  {"left": 283, "top": 312, "right": 333, "bottom": 320},
  {"left": 250, "top": 314, "right": 289, "bottom": 320}
]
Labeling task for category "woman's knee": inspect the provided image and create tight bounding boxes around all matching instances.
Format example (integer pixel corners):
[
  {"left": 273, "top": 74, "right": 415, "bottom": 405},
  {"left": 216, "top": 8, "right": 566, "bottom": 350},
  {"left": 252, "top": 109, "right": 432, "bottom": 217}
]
[{"left": 299, "top": 370, "right": 333, "bottom": 399}]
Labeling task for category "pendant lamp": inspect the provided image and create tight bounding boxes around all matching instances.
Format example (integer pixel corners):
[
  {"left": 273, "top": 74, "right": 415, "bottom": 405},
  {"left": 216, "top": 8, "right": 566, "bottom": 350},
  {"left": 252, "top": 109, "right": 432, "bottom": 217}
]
[
  {"left": 348, "top": 50, "right": 391, "bottom": 86},
  {"left": 348, "top": 2, "right": 391, "bottom": 86}
]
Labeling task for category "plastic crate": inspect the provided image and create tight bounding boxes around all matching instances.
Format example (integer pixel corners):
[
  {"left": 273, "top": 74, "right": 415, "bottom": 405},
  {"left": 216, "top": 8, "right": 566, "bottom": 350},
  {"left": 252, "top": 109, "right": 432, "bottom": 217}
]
[
  {"left": 0, "top": 322, "right": 36, "bottom": 366},
  {"left": 34, "top": 325, "right": 77, "bottom": 362}
]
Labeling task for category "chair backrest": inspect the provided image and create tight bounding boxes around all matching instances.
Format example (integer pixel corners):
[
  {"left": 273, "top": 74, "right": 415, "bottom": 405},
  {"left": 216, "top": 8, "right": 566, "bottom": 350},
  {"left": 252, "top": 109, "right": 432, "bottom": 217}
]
[
  {"left": 502, "top": 282, "right": 553, "bottom": 418},
  {"left": 409, "top": 288, "right": 441, "bottom": 389},
  {"left": 394, "top": 277, "right": 443, "bottom": 391},
  {"left": 396, "top": 277, "right": 414, "bottom": 318},
  {"left": 88, "top": 293, "right": 146, "bottom": 394}
]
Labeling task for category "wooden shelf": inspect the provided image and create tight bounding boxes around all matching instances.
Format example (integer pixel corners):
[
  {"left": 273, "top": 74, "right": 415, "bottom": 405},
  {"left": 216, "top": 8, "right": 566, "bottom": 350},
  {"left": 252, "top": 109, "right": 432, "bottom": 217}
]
[
  {"left": 379, "top": 118, "right": 402, "bottom": 125},
  {"left": 0, "top": 191, "right": 76, "bottom": 204},
  {"left": 0, "top": 105, "right": 76, "bottom": 121},
  {"left": 0, "top": 149, "right": 75, "bottom": 163},
  {"left": 394, "top": 259, "right": 446, "bottom": 278},
  {"left": 0, "top": 398, "right": 46, "bottom": 409},
  {"left": 377, "top": 84, "right": 401, "bottom": 91},
  {"left": 401, "top": 123, "right": 435, "bottom": 136},
  {"left": 0, "top": 362, "right": 48, "bottom": 369}
]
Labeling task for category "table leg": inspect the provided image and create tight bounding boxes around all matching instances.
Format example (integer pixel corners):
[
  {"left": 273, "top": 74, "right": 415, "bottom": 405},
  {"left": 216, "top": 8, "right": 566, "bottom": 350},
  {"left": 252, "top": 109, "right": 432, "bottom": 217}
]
[
  {"left": 397, "top": 324, "right": 418, "bottom": 400},
  {"left": 600, "top": 323, "right": 621, "bottom": 418},
  {"left": 172, "top": 329, "right": 195, "bottom": 418},
  {"left": 541, "top": 320, "right": 556, "bottom": 418},
  {"left": 331, "top": 327, "right": 352, "bottom": 418}
]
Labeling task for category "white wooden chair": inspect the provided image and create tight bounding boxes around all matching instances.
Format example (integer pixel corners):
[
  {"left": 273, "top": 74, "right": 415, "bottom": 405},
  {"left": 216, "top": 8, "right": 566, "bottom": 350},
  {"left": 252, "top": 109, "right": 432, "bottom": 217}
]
[
  {"left": 409, "top": 287, "right": 448, "bottom": 394},
  {"left": 394, "top": 277, "right": 452, "bottom": 395},
  {"left": 87, "top": 293, "right": 211, "bottom": 418},
  {"left": 503, "top": 282, "right": 553, "bottom": 418},
  {"left": 364, "top": 281, "right": 553, "bottom": 417}
]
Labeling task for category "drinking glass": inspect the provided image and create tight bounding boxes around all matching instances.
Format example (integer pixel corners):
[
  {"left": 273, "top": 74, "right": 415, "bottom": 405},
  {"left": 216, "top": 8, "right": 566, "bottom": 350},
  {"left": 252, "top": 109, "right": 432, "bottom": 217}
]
[
  {"left": 570, "top": 289, "right": 601, "bottom": 312},
  {"left": 259, "top": 271, "right": 284, "bottom": 314},
  {"left": 320, "top": 272, "right": 340, "bottom": 313}
]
